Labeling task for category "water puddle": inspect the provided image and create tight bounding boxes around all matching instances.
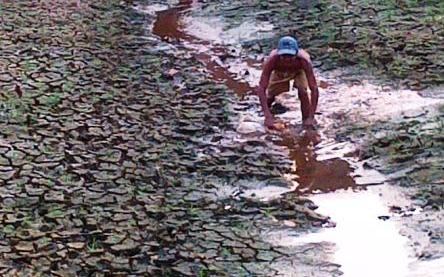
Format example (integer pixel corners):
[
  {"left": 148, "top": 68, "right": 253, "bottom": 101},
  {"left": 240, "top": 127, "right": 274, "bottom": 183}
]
[
  {"left": 266, "top": 186, "right": 413, "bottom": 277},
  {"left": 143, "top": 2, "right": 444, "bottom": 276},
  {"left": 183, "top": 16, "right": 274, "bottom": 45},
  {"left": 275, "top": 131, "right": 357, "bottom": 195}
]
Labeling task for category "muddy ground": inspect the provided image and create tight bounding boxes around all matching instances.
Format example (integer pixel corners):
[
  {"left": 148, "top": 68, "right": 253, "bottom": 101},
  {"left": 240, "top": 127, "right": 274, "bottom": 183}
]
[
  {"left": 0, "top": 1, "right": 333, "bottom": 276},
  {"left": 0, "top": 0, "right": 443, "bottom": 276}
]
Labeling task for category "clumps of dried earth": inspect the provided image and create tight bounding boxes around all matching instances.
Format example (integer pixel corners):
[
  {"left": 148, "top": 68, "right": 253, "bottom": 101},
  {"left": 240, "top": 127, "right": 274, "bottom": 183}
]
[{"left": 0, "top": 1, "right": 334, "bottom": 276}]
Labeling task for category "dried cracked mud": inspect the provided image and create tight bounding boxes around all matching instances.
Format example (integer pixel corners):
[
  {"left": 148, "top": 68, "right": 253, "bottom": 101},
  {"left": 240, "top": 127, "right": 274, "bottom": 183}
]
[
  {"left": 0, "top": 0, "right": 443, "bottom": 276},
  {"left": 0, "top": 1, "right": 332, "bottom": 276}
]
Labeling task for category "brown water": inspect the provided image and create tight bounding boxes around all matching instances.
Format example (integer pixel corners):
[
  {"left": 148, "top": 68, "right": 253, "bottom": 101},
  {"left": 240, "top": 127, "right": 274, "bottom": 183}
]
[
  {"left": 278, "top": 130, "right": 356, "bottom": 194},
  {"left": 152, "top": 0, "right": 252, "bottom": 95},
  {"left": 152, "top": 1, "right": 193, "bottom": 41}
]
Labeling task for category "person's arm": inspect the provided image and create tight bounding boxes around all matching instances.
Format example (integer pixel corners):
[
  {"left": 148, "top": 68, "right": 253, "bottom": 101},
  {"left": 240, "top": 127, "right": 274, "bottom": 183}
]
[
  {"left": 301, "top": 59, "right": 319, "bottom": 120},
  {"left": 256, "top": 53, "right": 277, "bottom": 128},
  {"left": 297, "top": 48, "right": 312, "bottom": 64}
]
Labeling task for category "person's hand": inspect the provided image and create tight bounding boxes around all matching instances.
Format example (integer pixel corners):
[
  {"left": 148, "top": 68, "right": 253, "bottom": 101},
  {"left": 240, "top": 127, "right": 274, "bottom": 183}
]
[{"left": 265, "top": 117, "right": 287, "bottom": 130}]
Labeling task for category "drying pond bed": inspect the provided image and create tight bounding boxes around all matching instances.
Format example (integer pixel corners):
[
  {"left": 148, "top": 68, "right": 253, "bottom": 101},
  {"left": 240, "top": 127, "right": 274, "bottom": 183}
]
[{"left": 0, "top": 1, "right": 332, "bottom": 276}]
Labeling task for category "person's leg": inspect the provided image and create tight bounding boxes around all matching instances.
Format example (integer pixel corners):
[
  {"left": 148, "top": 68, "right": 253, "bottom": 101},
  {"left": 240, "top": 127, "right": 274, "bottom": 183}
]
[
  {"left": 310, "top": 88, "right": 319, "bottom": 120},
  {"left": 298, "top": 88, "right": 311, "bottom": 121},
  {"left": 267, "top": 71, "right": 291, "bottom": 108},
  {"left": 293, "top": 70, "right": 311, "bottom": 123}
]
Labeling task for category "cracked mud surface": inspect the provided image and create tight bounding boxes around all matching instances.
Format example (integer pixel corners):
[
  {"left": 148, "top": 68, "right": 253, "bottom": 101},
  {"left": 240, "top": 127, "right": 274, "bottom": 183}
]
[
  {"left": 0, "top": 0, "right": 443, "bottom": 276},
  {"left": 0, "top": 1, "right": 333, "bottom": 276}
]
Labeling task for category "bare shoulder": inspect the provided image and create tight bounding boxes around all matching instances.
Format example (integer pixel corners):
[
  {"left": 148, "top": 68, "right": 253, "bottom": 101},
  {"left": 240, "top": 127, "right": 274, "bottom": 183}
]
[
  {"left": 299, "top": 57, "right": 313, "bottom": 68},
  {"left": 264, "top": 49, "right": 279, "bottom": 66},
  {"left": 270, "top": 49, "right": 278, "bottom": 56}
]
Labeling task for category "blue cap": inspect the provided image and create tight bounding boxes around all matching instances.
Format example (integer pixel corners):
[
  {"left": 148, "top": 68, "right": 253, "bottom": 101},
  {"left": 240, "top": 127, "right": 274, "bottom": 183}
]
[{"left": 277, "top": 36, "right": 299, "bottom": 55}]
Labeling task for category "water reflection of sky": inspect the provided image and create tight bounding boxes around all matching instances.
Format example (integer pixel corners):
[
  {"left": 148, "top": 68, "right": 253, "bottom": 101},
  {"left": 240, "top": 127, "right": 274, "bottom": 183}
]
[{"left": 266, "top": 187, "right": 413, "bottom": 277}]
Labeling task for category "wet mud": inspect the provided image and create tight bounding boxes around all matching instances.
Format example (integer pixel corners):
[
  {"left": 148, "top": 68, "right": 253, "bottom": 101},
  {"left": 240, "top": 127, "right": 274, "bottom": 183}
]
[{"left": 151, "top": 0, "right": 253, "bottom": 95}]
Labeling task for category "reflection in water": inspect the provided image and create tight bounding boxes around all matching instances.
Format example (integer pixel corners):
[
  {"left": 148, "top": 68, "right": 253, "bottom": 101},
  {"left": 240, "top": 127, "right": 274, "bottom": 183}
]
[
  {"left": 272, "top": 188, "right": 412, "bottom": 277},
  {"left": 279, "top": 129, "right": 356, "bottom": 194}
]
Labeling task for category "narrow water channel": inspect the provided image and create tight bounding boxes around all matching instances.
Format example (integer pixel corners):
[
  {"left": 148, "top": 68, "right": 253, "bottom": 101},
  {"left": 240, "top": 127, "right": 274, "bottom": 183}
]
[
  {"left": 152, "top": 0, "right": 252, "bottom": 95},
  {"left": 142, "top": 1, "right": 440, "bottom": 276}
]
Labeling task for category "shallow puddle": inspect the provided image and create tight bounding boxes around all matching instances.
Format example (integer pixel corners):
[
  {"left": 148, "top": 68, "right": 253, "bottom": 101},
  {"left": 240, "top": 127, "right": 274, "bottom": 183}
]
[
  {"left": 295, "top": 188, "right": 411, "bottom": 277},
  {"left": 276, "top": 131, "right": 357, "bottom": 194},
  {"left": 267, "top": 185, "right": 444, "bottom": 277},
  {"left": 275, "top": 187, "right": 413, "bottom": 277}
]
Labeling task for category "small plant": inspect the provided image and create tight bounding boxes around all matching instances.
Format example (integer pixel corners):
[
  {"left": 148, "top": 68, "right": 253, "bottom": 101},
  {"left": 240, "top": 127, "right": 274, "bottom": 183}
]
[
  {"left": 63, "top": 80, "right": 75, "bottom": 93},
  {"left": 127, "top": 219, "right": 137, "bottom": 227},
  {"left": 87, "top": 237, "right": 99, "bottom": 252},
  {"left": 188, "top": 205, "right": 200, "bottom": 217},
  {"left": 46, "top": 209, "right": 64, "bottom": 219},
  {"left": 2, "top": 225, "right": 15, "bottom": 235},
  {"left": 38, "top": 236, "right": 51, "bottom": 246},
  {"left": 279, "top": 10, "right": 289, "bottom": 18},
  {"left": 60, "top": 173, "right": 74, "bottom": 184},
  {"left": 198, "top": 267, "right": 209, "bottom": 277},
  {"left": 21, "top": 216, "right": 33, "bottom": 228},
  {"left": 91, "top": 58, "right": 103, "bottom": 68},
  {"left": 46, "top": 94, "right": 61, "bottom": 107},
  {"left": 261, "top": 207, "right": 274, "bottom": 218}
]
